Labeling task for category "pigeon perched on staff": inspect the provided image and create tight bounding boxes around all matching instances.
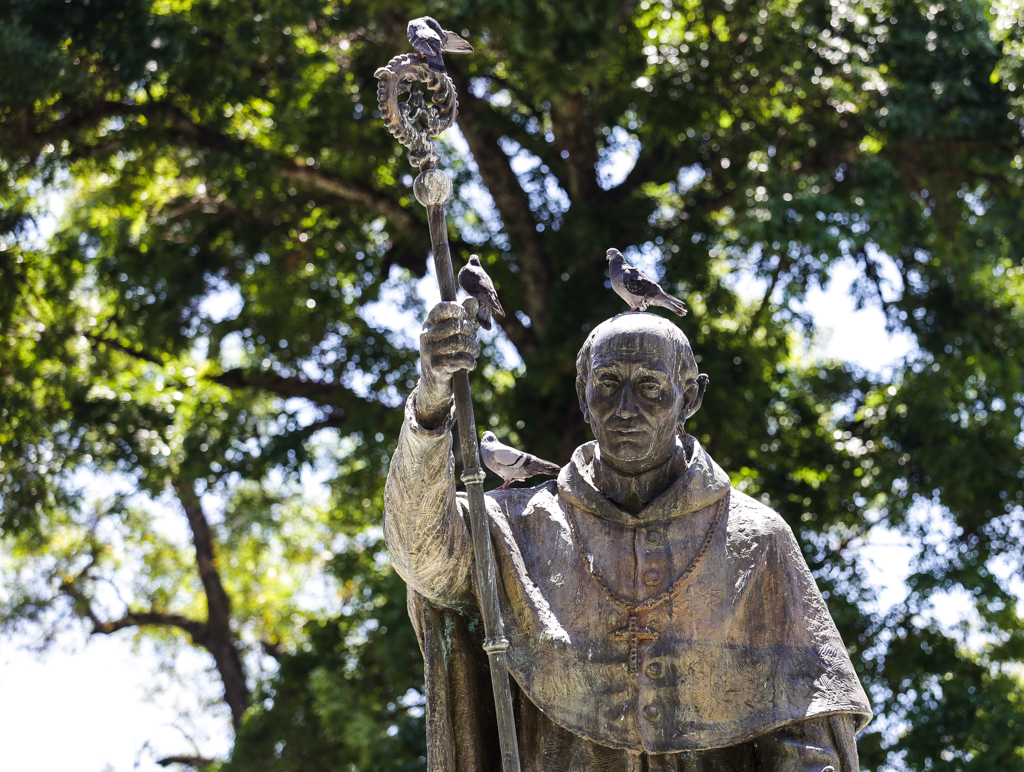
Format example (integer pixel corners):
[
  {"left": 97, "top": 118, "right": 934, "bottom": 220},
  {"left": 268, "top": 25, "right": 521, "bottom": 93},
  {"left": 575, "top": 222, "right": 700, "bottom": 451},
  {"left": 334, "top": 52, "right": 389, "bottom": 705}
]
[
  {"left": 480, "top": 431, "right": 560, "bottom": 489},
  {"left": 458, "top": 255, "right": 504, "bottom": 331},
  {"left": 407, "top": 16, "right": 474, "bottom": 74},
  {"left": 607, "top": 248, "right": 688, "bottom": 316}
]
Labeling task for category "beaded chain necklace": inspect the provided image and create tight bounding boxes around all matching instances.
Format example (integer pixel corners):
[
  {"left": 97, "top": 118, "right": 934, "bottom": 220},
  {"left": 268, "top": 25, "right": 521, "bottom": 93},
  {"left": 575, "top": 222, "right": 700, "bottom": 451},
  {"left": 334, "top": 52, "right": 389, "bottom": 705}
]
[{"left": 563, "top": 492, "right": 728, "bottom": 672}]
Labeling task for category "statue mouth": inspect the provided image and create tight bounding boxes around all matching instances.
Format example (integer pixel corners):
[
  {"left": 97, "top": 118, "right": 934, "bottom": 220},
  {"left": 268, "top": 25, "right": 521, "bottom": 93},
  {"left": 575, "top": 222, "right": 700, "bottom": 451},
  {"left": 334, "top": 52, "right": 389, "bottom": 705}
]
[{"left": 605, "top": 424, "right": 647, "bottom": 435}]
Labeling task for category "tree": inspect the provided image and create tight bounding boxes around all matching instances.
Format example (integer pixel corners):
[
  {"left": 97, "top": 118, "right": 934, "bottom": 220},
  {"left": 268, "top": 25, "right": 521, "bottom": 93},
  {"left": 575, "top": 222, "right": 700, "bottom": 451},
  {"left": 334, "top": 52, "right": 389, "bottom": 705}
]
[{"left": 2, "top": 0, "right": 1023, "bottom": 769}]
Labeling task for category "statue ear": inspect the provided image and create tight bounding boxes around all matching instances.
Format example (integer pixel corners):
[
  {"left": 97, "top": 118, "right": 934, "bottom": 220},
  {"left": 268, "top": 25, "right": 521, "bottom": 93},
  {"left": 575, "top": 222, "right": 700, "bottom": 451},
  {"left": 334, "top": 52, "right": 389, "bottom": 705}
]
[
  {"left": 681, "top": 374, "right": 709, "bottom": 422},
  {"left": 576, "top": 376, "right": 590, "bottom": 422}
]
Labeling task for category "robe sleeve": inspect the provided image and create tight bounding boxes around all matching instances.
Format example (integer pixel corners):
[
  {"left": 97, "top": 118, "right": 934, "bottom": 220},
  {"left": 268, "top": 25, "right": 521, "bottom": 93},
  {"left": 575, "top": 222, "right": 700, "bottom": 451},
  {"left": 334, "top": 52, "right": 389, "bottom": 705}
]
[
  {"left": 753, "top": 714, "right": 860, "bottom": 772},
  {"left": 383, "top": 387, "right": 477, "bottom": 609}
]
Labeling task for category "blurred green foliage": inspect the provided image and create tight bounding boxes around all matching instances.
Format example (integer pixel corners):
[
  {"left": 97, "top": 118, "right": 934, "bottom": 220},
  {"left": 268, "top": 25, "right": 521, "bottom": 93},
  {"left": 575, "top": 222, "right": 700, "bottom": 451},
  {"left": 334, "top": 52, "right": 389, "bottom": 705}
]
[{"left": 1, "top": 0, "right": 1023, "bottom": 769}]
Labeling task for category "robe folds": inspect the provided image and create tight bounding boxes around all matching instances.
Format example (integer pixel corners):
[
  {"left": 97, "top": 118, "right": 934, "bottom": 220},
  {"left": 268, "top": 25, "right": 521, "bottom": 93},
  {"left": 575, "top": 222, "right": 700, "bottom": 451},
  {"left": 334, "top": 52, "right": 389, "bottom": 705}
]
[{"left": 384, "top": 394, "right": 872, "bottom": 772}]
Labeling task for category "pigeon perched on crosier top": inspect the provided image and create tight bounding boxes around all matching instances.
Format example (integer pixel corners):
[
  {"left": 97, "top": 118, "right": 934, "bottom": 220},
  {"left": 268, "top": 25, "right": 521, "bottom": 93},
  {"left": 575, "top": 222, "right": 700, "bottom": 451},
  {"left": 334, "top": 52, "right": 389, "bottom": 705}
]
[
  {"left": 458, "top": 255, "right": 504, "bottom": 331},
  {"left": 607, "top": 248, "right": 688, "bottom": 316},
  {"left": 480, "top": 431, "right": 560, "bottom": 489},
  {"left": 407, "top": 17, "right": 474, "bottom": 74}
]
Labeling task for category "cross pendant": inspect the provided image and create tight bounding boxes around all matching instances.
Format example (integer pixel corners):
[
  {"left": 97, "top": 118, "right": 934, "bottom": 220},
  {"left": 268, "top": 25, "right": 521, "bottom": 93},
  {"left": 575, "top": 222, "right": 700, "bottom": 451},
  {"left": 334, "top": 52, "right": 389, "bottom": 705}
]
[{"left": 611, "top": 613, "right": 659, "bottom": 673}]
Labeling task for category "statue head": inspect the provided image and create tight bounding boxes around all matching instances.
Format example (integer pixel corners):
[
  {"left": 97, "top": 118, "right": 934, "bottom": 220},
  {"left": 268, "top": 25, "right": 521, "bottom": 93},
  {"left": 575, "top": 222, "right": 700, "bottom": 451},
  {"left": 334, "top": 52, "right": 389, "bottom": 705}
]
[{"left": 575, "top": 313, "right": 707, "bottom": 475}]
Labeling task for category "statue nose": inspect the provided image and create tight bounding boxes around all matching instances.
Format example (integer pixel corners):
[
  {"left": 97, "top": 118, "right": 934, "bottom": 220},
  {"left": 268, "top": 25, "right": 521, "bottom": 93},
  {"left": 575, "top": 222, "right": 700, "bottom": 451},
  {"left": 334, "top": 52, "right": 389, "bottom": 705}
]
[{"left": 615, "top": 382, "right": 639, "bottom": 418}]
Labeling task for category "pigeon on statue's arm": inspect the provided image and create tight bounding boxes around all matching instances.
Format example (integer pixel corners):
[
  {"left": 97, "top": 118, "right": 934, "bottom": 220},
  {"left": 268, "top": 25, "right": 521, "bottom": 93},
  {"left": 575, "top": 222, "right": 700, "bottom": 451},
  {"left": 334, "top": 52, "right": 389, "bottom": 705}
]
[
  {"left": 480, "top": 431, "right": 560, "bottom": 489},
  {"left": 407, "top": 17, "right": 474, "bottom": 74},
  {"left": 607, "top": 248, "right": 688, "bottom": 316},
  {"left": 458, "top": 255, "right": 504, "bottom": 331}
]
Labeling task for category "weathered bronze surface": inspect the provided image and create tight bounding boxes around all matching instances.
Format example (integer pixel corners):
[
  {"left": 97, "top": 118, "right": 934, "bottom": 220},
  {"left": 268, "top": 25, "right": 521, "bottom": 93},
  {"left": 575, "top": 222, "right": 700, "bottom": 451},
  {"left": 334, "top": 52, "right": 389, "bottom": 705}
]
[{"left": 384, "top": 312, "right": 872, "bottom": 772}]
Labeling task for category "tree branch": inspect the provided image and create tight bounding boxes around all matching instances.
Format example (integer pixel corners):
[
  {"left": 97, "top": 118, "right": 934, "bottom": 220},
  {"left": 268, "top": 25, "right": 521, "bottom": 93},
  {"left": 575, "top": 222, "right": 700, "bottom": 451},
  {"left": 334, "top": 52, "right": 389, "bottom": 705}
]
[
  {"left": 18, "top": 99, "right": 416, "bottom": 232},
  {"left": 462, "top": 71, "right": 571, "bottom": 181},
  {"left": 449, "top": 72, "right": 550, "bottom": 339},
  {"left": 173, "top": 481, "right": 249, "bottom": 729},
  {"left": 84, "top": 332, "right": 165, "bottom": 366},
  {"left": 549, "top": 93, "right": 600, "bottom": 204},
  {"left": 748, "top": 256, "right": 785, "bottom": 332},
  {"left": 156, "top": 756, "right": 217, "bottom": 768},
  {"left": 92, "top": 610, "right": 208, "bottom": 639},
  {"left": 57, "top": 490, "right": 249, "bottom": 730},
  {"left": 150, "top": 103, "right": 416, "bottom": 231},
  {"left": 211, "top": 368, "right": 380, "bottom": 416},
  {"left": 28, "top": 100, "right": 134, "bottom": 151},
  {"left": 276, "top": 163, "right": 414, "bottom": 230},
  {"left": 59, "top": 571, "right": 208, "bottom": 641}
]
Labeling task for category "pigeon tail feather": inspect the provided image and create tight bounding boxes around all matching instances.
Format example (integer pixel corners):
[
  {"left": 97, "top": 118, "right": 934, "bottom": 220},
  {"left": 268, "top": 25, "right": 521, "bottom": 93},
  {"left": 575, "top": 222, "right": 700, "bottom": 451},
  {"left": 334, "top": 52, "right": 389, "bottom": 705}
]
[
  {"left": 441, "top": 35, "right": 474, "bottom": 54},
  {"left": 653, "top": 292, "right": 688, "bottom": 317},
  {"left": 524, "top": 458, "right": 561, "bottom": 476},
  {"left": 477, "top": 303, "right": 493, "bottom": 331}
]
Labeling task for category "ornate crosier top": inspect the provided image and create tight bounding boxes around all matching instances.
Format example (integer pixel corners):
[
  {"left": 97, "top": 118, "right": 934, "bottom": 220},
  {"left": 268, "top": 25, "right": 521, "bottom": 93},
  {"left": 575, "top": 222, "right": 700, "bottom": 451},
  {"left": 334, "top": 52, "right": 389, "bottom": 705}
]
[{"left": 375, "top": 53, "right": 459, "bottom": 170}]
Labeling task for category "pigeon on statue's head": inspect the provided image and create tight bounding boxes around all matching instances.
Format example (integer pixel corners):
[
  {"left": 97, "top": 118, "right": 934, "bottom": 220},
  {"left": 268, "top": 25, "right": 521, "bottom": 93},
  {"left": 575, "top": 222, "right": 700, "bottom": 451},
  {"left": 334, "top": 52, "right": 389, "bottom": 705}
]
[
  {"left": 407, "top": 17, "right": 474, "bottom": 74},
  {"left": 607, "top": 248, "right": 688, "bottom": 316},
  {"left": 480, "top": 431, "right": 560, "bottom": 489},
  {"left": 458, "top": 255, "right": 504, "bottom": 331}
]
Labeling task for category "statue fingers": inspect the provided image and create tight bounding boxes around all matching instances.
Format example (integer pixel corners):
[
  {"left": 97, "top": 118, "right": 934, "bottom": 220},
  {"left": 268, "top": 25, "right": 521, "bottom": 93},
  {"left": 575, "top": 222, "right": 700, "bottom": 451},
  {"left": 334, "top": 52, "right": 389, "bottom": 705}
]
[
  {"left": 424, "top": 300, "right": 471, "bottom": 327},
  {"left": 420, "top": 316, "right": 477, "bottom": 345},
  {"left": 432, "top": 333, "right": 480, "bottom": 361},
  {"left": 440, "top": 352, "right": 478, "bottom": 374},
  {"left": 421, "top": 303, "right": 478, "bottom": 377}
]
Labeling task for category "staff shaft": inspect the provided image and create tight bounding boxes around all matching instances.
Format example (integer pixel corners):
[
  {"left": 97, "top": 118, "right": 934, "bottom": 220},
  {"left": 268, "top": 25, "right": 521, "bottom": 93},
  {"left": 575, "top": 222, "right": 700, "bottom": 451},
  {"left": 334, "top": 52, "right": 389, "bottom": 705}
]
[{"left": 423, "top": 189, "right": 522, "bottom": 772}]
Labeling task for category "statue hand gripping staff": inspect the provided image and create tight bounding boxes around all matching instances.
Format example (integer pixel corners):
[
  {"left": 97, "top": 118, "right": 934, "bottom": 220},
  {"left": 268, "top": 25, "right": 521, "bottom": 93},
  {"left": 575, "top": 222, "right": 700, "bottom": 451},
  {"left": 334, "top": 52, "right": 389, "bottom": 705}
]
[{"left": 375, "top": 32, "right": 523, "bottom": 772}]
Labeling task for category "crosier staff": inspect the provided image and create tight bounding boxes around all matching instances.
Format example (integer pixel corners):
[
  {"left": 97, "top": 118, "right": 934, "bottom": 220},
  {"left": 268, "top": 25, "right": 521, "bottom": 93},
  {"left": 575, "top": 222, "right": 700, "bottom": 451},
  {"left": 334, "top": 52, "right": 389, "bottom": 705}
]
[{"left": 375, "top": 51, "right": 522, "bottom": 772}]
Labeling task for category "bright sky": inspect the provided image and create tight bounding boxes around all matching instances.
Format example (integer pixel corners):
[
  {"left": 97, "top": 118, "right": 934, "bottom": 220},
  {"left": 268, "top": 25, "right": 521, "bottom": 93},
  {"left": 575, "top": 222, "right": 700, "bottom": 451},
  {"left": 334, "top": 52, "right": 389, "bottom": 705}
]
[{"left": 0, "top": 633, "right": 232, "bottom": 771}]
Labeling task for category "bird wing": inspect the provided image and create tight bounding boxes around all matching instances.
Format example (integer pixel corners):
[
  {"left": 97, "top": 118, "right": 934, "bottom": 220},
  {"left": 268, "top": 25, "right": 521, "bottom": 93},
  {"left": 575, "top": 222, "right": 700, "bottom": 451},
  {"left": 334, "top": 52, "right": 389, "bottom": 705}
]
[
  {"left": 484, "top": 440, "right": 528, "bottom": 469},
  {"left": 474, "top": 269, "right": 504, "bottom": 316},
  {"left": 407, "top": 20, "right": 445, "bottom": 64},
  {"left": 440, "top": 30, "right": 474, "bottom": 54},
  {"left": 620, "top": 263, "right": 662, "bottom": 298},
  {"left": 476, "top": 302, "right": 493, "bottom": 331},
  {"left": 482, "top": 439, "right": 559, "bottom": 482},
  {"left": 459, "top": 265, "right": 504, "bottom": 316}
]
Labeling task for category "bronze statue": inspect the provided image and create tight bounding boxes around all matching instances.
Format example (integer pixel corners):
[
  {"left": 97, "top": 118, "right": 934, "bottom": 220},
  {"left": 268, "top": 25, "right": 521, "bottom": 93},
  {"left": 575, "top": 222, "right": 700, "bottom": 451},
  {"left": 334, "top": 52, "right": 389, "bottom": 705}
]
[
  {"left": 384, "top": 309, "right": 872, "bottom": 772},
  {"left": 374, "top": 31, "right": 870, "bottom": 772}
]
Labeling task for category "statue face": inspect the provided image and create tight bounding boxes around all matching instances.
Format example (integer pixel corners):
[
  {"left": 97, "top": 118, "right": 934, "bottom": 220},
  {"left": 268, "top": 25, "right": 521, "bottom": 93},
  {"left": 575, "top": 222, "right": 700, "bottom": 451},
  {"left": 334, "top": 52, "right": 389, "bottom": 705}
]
[{"left": 578, "top": 328, "right": 689, "bottom": 474}]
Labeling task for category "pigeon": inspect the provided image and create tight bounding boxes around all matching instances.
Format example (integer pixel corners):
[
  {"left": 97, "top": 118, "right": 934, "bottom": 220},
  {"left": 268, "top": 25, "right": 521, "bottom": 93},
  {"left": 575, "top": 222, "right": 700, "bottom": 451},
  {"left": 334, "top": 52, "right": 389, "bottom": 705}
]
[
  {"left": 407, "top": 17, "right": 474, "bottom": 74},
  {"left": 480, "top": 431, "right": 560, "bottom": 489},
  {"left": 458, "top": 255, "right": 504, "bottom": 331},
  {"left": 607, "top": 248, "right": 688, "bottom": 316}
]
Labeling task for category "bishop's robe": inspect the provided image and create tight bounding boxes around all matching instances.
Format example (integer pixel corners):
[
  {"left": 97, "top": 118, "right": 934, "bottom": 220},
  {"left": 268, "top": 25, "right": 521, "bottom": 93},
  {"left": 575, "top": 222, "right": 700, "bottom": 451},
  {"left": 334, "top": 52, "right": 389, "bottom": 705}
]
[{"left": 384, "top": 394, "right": 872, "bottom": 772}]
